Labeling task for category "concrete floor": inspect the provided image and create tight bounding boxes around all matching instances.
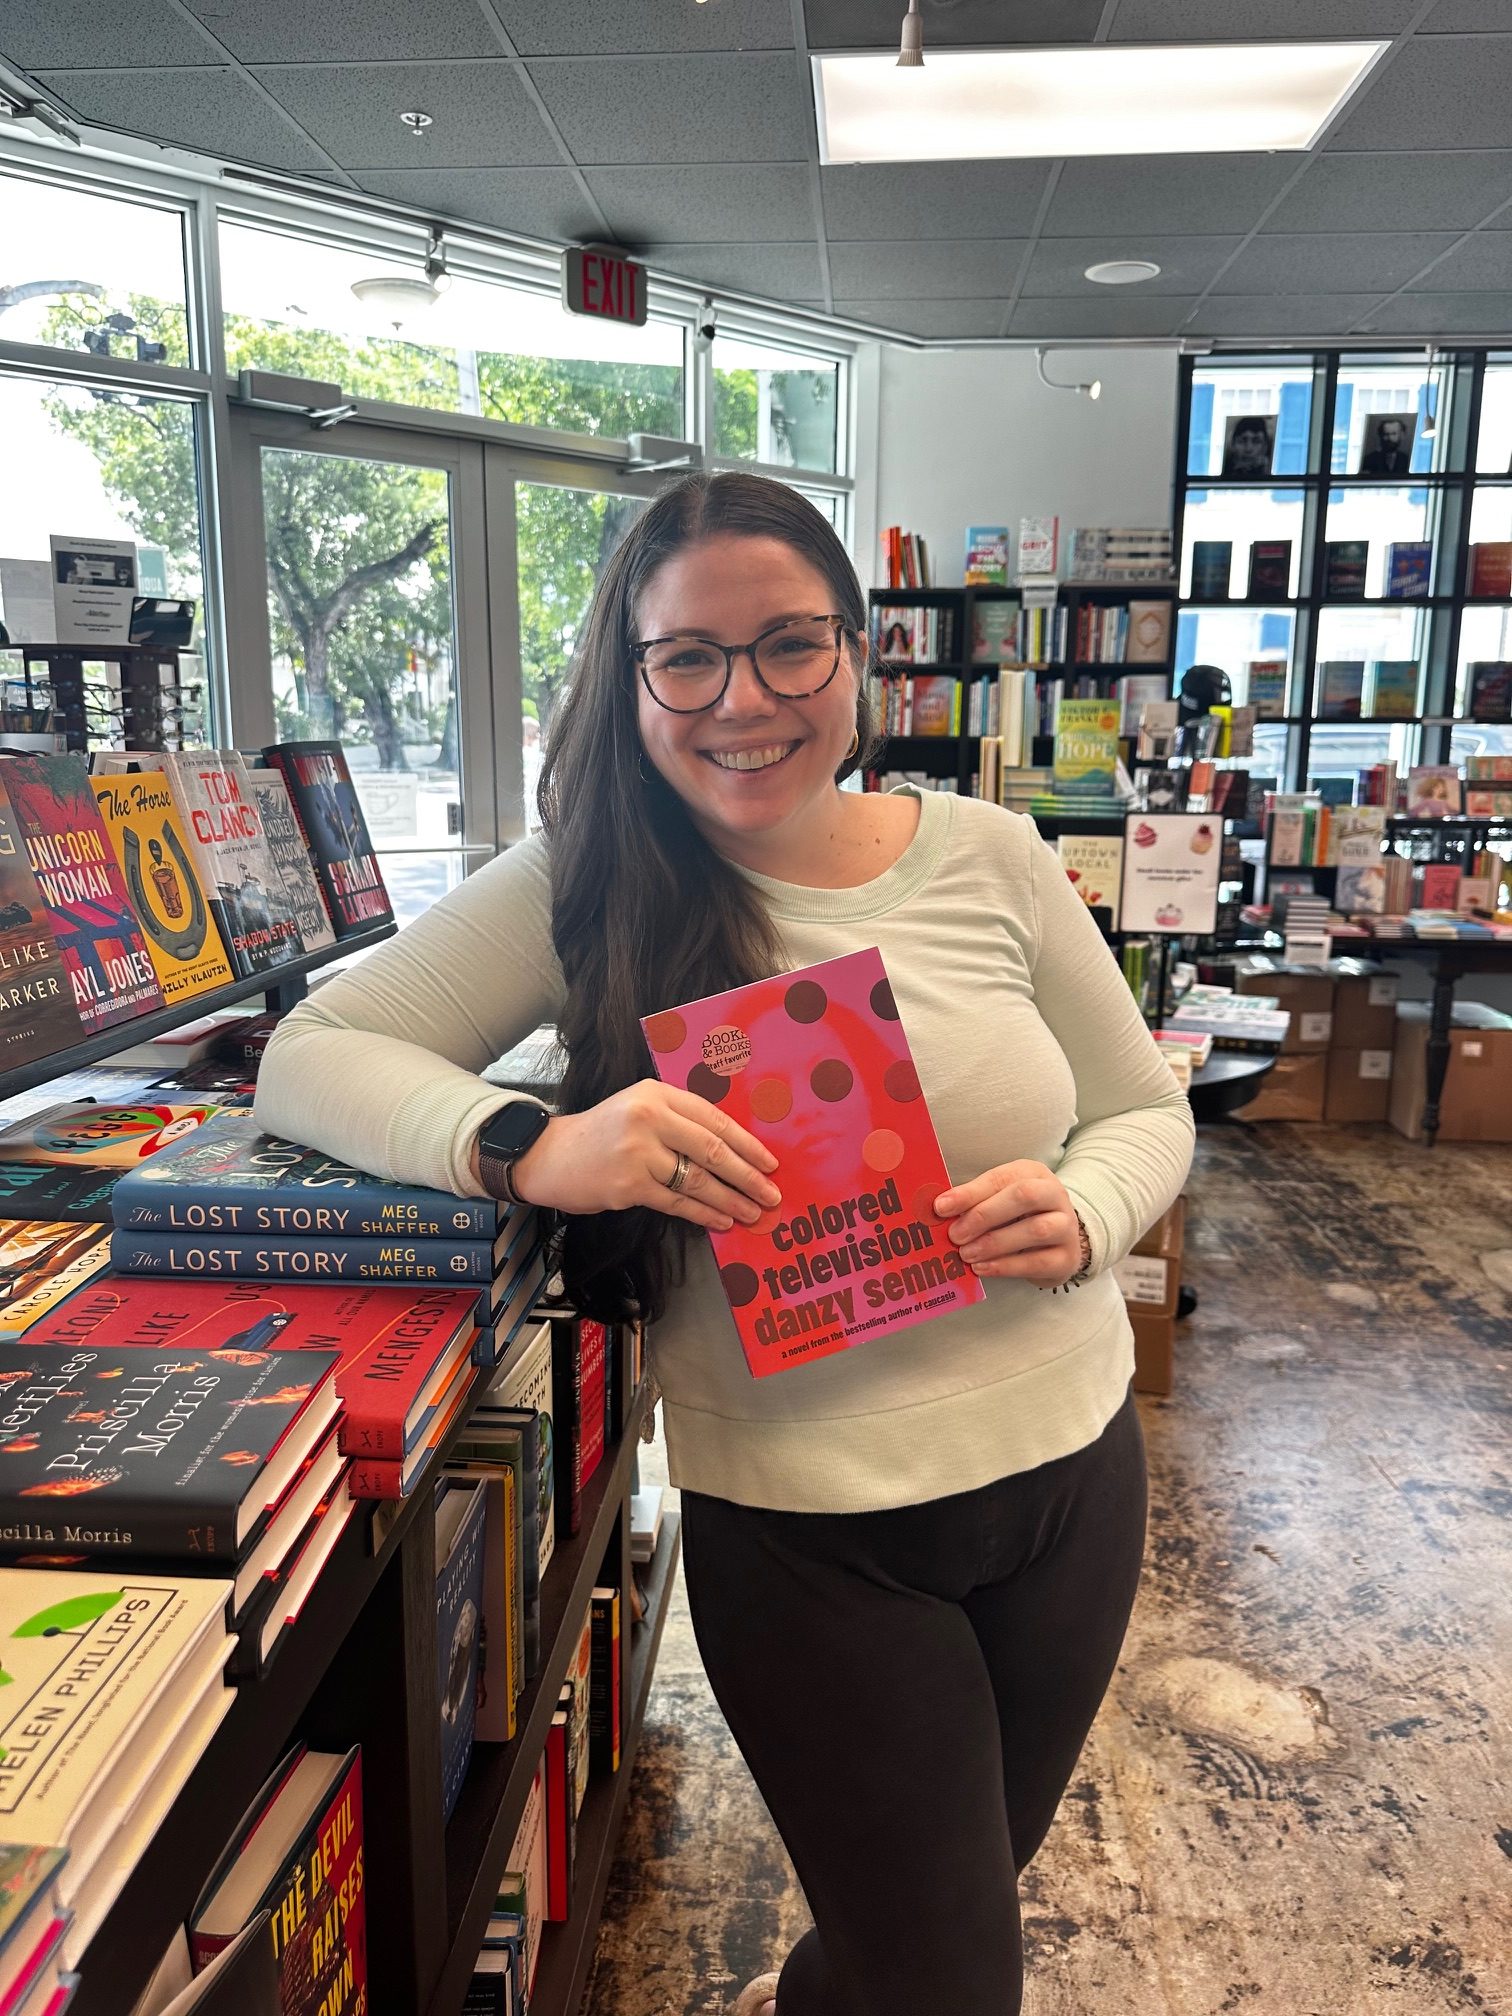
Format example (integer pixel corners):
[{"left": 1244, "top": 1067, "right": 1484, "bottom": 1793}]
[{"left": 584, "top": 1121, "right": 1512, "bottom": 2016}]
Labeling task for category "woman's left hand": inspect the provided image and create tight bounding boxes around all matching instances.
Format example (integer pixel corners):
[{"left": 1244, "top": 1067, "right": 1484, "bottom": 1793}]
[{"left": 935, "top": 1160, "right": 1086, "bottom": 1285}]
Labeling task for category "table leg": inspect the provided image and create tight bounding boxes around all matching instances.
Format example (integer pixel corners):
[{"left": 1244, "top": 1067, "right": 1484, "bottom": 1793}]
[{"left": 1422, "top": 962, "right": 1456, "bottom": 1148}]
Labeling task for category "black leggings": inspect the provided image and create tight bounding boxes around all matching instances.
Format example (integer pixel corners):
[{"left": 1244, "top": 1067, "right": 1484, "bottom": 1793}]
[{"left": 680, "top": 1382, "right": 1147, "bottom": 2016}]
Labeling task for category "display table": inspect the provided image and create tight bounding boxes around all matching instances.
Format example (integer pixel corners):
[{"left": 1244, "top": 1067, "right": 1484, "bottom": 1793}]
[{"left": 1189, "top": 1051, "right": 1277, "bottom": 1121}]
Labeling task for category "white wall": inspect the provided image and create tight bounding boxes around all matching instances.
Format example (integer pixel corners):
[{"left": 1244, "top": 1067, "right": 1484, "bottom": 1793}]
[{"left": 864, "top": 344, "right": 1179, "bottom": 588}]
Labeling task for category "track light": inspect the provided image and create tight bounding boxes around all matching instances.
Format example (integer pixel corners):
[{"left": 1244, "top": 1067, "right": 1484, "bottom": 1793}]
[
  {"left": 897, "top": 0, "right": 924, "bottom": 67},
  {"left": 1035, "top": 348, "right": 1101, "bottom": 401}
]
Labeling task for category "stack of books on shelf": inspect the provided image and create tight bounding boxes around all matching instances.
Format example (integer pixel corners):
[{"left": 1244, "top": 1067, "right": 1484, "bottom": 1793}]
[
  {"left": 1014, "top": 594, "right": 1067, "bottom": 665},
  {"left": 1466, "top": 756, "right": 1512, "bottom": 817},
  {"left": 1065, "top": 527, "right": 1174, "bottom": 584},
  {"left": 1265, "top": 792, "right": 1332, "bottom": 868},
  {"left": 870, "top": 672, "right": 961, "bottom": 737},
  {"left": 1165, "top": 986, "right": 1291, "bottom": 1053},
  {"left": 879, "top": 527, "right": 930, "bottom": 589},
  {"left": 870, "top": 603, "right": 955, "bottom": 665}
]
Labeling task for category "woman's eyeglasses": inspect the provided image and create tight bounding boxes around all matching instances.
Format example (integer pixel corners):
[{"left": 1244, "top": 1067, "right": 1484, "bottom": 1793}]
[{"left": 631, "top": 614, "right": 853, "bottom": 715}]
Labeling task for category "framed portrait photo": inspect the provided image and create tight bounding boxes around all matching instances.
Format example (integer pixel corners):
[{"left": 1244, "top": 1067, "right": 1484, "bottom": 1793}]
[
  {"left": 1357, "top": 411, "right": 1417, "bottom": 476},
  {"left": 1221, "top": 413, "right": 1276, "bottom": 479}
]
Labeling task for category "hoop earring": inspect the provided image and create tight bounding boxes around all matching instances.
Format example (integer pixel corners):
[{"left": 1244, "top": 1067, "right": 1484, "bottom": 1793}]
[
  {"left": 846, "top": 728, "right": 860, "bottom": 760},
  {"left": 637, "top": 751, "right": 651, "bottom": 782}
]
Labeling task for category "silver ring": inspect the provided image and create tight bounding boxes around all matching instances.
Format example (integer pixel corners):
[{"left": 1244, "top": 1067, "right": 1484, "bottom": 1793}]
[{"left": 666, "top": 1150, "right": 691, "bottom": 1194}]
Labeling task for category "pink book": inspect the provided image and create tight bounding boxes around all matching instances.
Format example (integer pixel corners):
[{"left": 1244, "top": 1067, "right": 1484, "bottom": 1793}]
[{"left": 642, "top": 947, "right": 983, "bottom": 1378}]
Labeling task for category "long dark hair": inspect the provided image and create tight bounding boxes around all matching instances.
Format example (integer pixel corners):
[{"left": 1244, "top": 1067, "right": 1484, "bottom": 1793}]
[{"left": 538, "top": 471, "right": 878, "bottom": 1322}]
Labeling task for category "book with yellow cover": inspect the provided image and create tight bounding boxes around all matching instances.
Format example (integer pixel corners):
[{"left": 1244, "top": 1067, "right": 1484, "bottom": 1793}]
[
  {"left": 0, "top": 1217, "right": 113, "bottom": 1338},
  {"left": 91, "top": 769, "right": 235, "bottom": 1006}
]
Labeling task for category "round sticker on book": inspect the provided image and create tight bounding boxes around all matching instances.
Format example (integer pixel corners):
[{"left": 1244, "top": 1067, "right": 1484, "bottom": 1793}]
[{"left": 701, "top": 1025, "right": 751, "bottom": 1075}]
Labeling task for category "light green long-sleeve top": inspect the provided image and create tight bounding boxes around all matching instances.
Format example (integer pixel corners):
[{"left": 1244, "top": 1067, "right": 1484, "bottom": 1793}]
[{"left": 255, "top": 788, "right": 1194, "bottom": 1513}]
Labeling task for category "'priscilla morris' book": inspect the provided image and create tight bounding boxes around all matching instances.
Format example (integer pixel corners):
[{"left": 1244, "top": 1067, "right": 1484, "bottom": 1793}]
[
  {"left": 263, "top": 742, "right": 392, "bottom": 937},
  {"left": 641, "top": 947, "right": 983, "bottom": 1379},
  {"left": 0, "top": 1341, "right": 340, "bottom": 1563},
  {"left": 190, "top": 1745, "right": 366, "bottom": 2016},
  {"left": 0, "top": 751, "right": 163, "bottom": 1035},
  {"left": 110, "top": 1109, "right": 511, "bottom": 1238},
  {"left": 90, "top": 767, "right": 236, "bottom": 1007},
  {"left": 21, "top": 1276, "right": 479, "bottom": 1468}
]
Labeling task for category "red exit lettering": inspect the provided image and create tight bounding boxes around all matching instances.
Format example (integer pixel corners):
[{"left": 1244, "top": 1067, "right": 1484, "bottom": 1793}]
[{"left": 563, "top": 245, "right": 647, "bottom": 327}]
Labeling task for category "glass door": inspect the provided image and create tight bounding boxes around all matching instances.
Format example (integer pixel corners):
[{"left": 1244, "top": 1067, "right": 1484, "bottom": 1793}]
[{"left": 226, "top": 412, "right": 491, "bottom": 927}]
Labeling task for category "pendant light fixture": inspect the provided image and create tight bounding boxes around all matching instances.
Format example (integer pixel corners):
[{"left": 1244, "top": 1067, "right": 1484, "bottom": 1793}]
[
  {"left": 898, "top": 0, "right": 924, "bottom": 67},
  {"left": 1035, "top": 347, "right": 1101, "bottom": 401},
  {"left": 350, "top": 226, "right": 452, "bottom": 326}
]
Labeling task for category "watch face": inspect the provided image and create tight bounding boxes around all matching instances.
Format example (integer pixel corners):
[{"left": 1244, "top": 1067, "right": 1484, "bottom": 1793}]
[{"left": 482, "top": 1103, "right": 549, "bottom": 1160}]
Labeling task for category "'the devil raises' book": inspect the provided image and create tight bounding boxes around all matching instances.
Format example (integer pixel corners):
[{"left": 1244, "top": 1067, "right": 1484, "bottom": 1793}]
[{"left": 641, "top": 948, "right": 982, "bottom": 1378}]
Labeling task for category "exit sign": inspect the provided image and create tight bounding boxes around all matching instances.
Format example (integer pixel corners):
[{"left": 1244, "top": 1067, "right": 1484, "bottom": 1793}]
[{"left": 562, "top": 244, "right": 647, "bottom": 326}]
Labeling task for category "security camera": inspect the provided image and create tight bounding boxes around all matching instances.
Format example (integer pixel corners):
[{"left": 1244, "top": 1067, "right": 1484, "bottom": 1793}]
[{"left": 694, "top": 298, "right": 717, "bottom": 351}]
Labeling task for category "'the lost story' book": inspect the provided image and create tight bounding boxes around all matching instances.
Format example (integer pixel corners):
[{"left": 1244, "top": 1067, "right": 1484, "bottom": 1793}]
[{"left": 641, "top": 948, "right": 982, "bottom": 1378}]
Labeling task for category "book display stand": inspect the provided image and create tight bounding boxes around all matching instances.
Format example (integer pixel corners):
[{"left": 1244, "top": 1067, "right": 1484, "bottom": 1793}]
[{"left": 0, "top": 931, "right": 683, "bottom": 2016}]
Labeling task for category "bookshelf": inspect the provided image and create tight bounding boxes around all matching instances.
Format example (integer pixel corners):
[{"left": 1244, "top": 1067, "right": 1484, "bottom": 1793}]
[
  {"left": 1172, "top": 348, "right": 1512, "bottom": 801},
  {"left": 0, "top": 937, "right": 676, "bottom": 2016}
]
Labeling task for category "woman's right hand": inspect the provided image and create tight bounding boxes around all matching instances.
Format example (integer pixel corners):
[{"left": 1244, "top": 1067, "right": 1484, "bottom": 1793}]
[{"left": 506, "top": 1080, "right": 781, "bottom": 1232}]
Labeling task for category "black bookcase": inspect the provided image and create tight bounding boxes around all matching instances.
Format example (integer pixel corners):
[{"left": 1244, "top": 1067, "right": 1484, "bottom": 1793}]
[{"left": 0, "top": 930, "right": 681, "bottom": 2016}]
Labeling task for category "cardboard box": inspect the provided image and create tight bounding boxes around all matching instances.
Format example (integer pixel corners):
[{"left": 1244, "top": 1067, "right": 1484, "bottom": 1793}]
[
  {"left": 1389, "top": 1002, "right": 1512, "bottom": 1143},
  {"left": 1236, "top": 956, "right": 1335, "bottom": 1052},
  {"left": 1131, "top": 1195, "right": 1185, "bottom": 1262},
  {"left": 1131, "top": 1310, "right": 1174, "bottom": 1397},
  {"left": 1230, "top": 1051, "right": 1327, "bottom": 1122},
  {"left": 1324, "top": 1046, "right": 1393, "bottom": 1123},
  {"left": 1328, "top": 959, "right": 1399, "bottom": 1051}
]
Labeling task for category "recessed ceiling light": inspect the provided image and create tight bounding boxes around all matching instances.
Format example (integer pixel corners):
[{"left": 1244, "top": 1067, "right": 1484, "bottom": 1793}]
[
  {"left": 812, "top": 41, "right": 1387, "bottom": 162},
  {"left": 1085, "top": 259, "right": 1161, "bottom": 285}
]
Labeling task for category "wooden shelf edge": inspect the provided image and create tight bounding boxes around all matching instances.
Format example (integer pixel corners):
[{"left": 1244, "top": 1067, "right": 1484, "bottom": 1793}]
[
  {"left": 0, "top": 920, "right": 397, "bottom": 1103},
  {"left": 526, "top": 1510, "right": 683, "bottom": 2016},
  {"left": 429, "top": 1388, "right": 649, "bottom": 2015}
]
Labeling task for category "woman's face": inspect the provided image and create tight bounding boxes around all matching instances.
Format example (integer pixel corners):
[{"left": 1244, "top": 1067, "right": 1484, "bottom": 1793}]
[{"left": 633, "top": 532, "right": 860, "bottom": 855}]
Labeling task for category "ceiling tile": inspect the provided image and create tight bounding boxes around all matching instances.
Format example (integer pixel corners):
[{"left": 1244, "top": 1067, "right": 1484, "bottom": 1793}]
[
  {"left": 1045, "top": 155, "right": 1294, "bottom": 236},
  {"left": 1357, "top": 290, "right": 1512, "bottom": 333},
  {"left": 1264, "top": 151, "right": 1512, "bottom": 232},
  {"left": 354, "top": 166, "right": 600, "bottom": 243},
  {"left": 1329, "top": 35, "right": 1512, "bottom": 150},
  {"left": 831, "top": 298, "right": 1011, "bottom": 338},
  {"left": 1007, "top": 296, "right": 1195, "bottom": 338},
  {"left": 0, "top": 0, "right": 215, "bottom": 66},
  {"left": 1401, "top": 234, "right": 1512, "bottom": 289},
  {"left": 1213, "top": 231, "right": 1461, "bottom": 294},
  {"left": 821, "top": 162, "right": 1051, "bottom": 242},
  {"left": 1421, "top": 0, "right": 1512, "bottom": 26},
  {"left": 827, "top": 239, "right": 1028, "bottom": 300},
  {"left": 492, "top": 0, "right": 793, "bottom": 55},
  {"left": 528, "top": 55, "right": 810, "bottom": 165},
  {"left": 1111, "top": 0, "right": 1418, "bottom": 34},
  {"left": 587, "top": 165, "right": 815, "bottom": 246},
  {"left": 249, "top": 60, "right": 560, "bottom": 167},
  {"left": 1185, "top": 293, "right": 1388, "bottom": 335},
  {"left": 647, "top": 243, "right": 827, "bottom": 298},
  {"left": 33, "top": 66, "right": 334, "bottom": 175},
  {"left": 182, "top": 0, "right": 502, "bottom": 62},
  {"left": 1021, "top": 234, "right": 1241, "bottom": 296},
  {"left": 803, "top": 0, "right": 1103, "bottom": 49}
]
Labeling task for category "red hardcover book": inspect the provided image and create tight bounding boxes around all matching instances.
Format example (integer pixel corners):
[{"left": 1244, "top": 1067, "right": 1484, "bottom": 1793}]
[
  {"left": 0, "top": 752, "right": 163, "bottom": 1034},
  {"left": 543, "top": 1690, "right": 572, "bottom": 1922},
  {"left": 0, "top": 779, "right": 85, "bottom": 1069},
  {"left": 263, "top": 743, "right": 392, "bottom": 937},
  {"left": 22, "top": 1276, "right": 478, "bottom": 1461},
  {"left": 344, "top": 1345, "right": 476, "bottom": 1499},
  {"left": 189, "top": 1744, "right": 366, "bottom": 2016},
  {"left": 641, "top": 947, "right": 983, "bottom": 1379},
  {"left": 547, "top": 1313, "right": 607, "bottom": 1539}
]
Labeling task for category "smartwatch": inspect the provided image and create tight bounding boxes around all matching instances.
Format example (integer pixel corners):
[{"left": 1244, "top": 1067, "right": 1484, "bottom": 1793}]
[{"left": 476, "top": 1101, "right": 551, "bottom": 1206}]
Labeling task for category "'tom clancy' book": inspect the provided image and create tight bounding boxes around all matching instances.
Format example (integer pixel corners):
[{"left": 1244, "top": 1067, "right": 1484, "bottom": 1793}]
[{"left": 641, "top": 947, "right": 982, "bottom": 1378}]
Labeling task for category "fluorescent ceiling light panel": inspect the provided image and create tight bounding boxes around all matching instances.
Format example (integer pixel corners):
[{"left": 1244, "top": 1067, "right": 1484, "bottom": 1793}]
[{"left": 813, "top": 42, "right": 1387, "bottom": 163}]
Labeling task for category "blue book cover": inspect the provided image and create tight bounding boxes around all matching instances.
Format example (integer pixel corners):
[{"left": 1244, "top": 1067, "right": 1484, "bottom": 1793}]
[
  {"left": 1190, "top": 540, "right": 1232, "bottom": 599},
  {"left": 111, "top": 1226, "right": 495, "bottom": 1283},
  {"left": 436, "top": 1477, "right": 488, "bottom": 1823},
  {"left": 111, "top": 1110, "right": 509, "bottom": 1239},
  {"left": 1385, "top": 541, "right": 1431, "bottom": 598}
]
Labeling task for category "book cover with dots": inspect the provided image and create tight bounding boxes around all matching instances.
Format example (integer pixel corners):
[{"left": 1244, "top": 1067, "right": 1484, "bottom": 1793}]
[{"left": 641, "top": 947, "right": 983, "bottom": 1379}]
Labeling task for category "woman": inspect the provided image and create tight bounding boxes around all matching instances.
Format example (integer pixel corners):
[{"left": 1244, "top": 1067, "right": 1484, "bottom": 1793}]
[{"left": 256, "top": 473, "right": 1194, "bottom": 2016}]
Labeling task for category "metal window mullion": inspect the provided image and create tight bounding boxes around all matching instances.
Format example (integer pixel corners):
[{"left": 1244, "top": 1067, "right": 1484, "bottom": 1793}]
[{"left": 0, "top": 337, "right": 210, "bottom": 396}]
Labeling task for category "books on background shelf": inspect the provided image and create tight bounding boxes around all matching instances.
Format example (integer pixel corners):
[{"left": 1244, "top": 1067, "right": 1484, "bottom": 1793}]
[
  {"left": 642, "top": 947, "right": 982, "bottom": 1377},
  {"left": 0, "top": 1567, "right": 234, "bottom": 1964},
  {"left": 262, "top": 743, "right": 392, "bottom": 939},
  {"left": 1323, "top": 540, "right": 1369, "bottom": 599},
  {"left": 1247, "top": 539, "right": 1291, "bottom": 599},
  {"left": 1120, "top": 674, "right": 1171, "bottom": 737},
  {"left": 436, "top": 1477, "right": 487, "bottom": 1824},
  {"left": 1017, "top": 516, "right": 1058, "bottom": 577},
  {"left": 1065, "top": 527, "right": 1173, "bottom": 584},
  {"left": 1385, "top": 541, "right": 1431, "bottom": 598},
  {"left": 1015, "top": 591, "right": 1067, "bottom": 665},
  {"left": 1406, "top": 765, "right": 1463, "bottom": 818},
  {"left": 1189, "top": 541, "right": 1231, "bottom": 600},
  {"left": 879, "top": 527, "right": 929, "bottom": 590},
  {"left": 0, "top": 1218, "right": 113, "bottom": 1336},
  {"left": 1125, "top": 599, "right": 1173, "bottom": 663},
  {"left": 90, "top": 767, "right": 237, "bottom": 1009},
  {"left": 0, "top": 1844, "right": 71, "bottom": 2016},
  {"left": 1466, "top": 661, "right": 1512, "bottom": 722},
  {"left": 1466, "top": 755, "right": 1512, "bottom": 817},
  {"left": 1468, "top": 541, "right": 1512, "bottom": 598},
  {"left": 871, "top": 604, "right": 955, "bottom": 667},
  {"left": 1052, "top": 698, "right": 1121, "bottom": 798},
  {"left": 464, "top": 1322, "right": 556, "bottom": 1679},
  {"left": 871, "top": 673, "right": 960, "bottom": 737},
  {"left": 241, "top": 770, "right": 337, "bottom": 956},
  {"left": 1366, "top": 659, "right": 1419, "bottom": 719},
  {"left": 1266, "top": 792, "right": 1330, "bottom": 868},
  {"left": 500, "top": 1765, "right": 547, "bottom": 2004},
  {"left": 1065, "top": 599, "right": 1172, "bottom": 665},
  {"left": 188, "top": 1746, "right": 365, "bottom": 2016},
  {"left": 963, "top": 526, "right": 1009, "bottom": 586},
  {"left": 1245, "top": 660, "right": 1289, "bottom": 718},
  {"left": 969, "top": 596, "right": 1019, "bottom": 663},
  {"left": 1056, "top": 832, "right": 1124, "bottom": 930},
  {"left": 1316, "top": 660, "right": 1365, "bottom": 721}
]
